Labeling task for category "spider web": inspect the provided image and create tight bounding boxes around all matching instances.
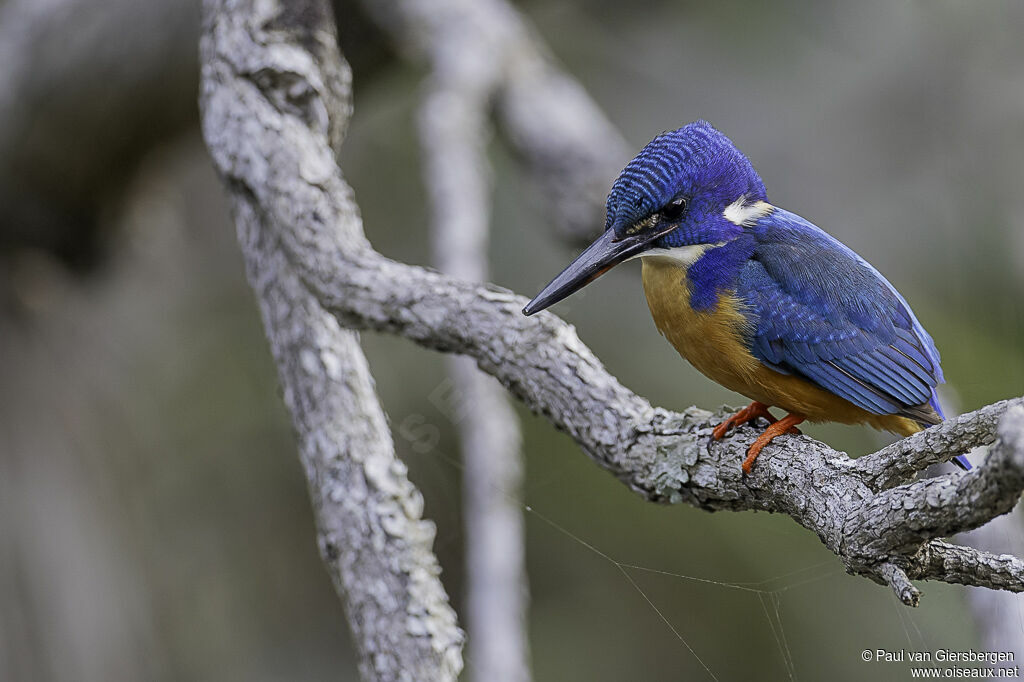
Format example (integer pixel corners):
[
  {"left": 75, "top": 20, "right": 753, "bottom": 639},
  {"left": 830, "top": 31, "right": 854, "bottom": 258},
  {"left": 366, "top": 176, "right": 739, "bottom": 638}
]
[
  {"left": 523, "top": 502, "right": 830, "bottom": 681},
  {"left": 416, "top": 442, "right": 881, "bottom": 682}
]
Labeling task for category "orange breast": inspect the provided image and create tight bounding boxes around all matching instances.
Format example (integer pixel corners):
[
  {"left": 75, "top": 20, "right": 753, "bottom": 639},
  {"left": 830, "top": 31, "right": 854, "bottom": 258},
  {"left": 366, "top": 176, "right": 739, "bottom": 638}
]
[{"left": 640, "top": 257, "right": 920, "bottom": 435}]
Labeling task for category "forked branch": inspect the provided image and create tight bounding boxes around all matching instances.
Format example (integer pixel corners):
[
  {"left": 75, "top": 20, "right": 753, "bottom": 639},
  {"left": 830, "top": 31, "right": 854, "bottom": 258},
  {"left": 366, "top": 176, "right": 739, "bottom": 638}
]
[{"left": 201, "top": 3, "right": 1024, "bottom": 650}]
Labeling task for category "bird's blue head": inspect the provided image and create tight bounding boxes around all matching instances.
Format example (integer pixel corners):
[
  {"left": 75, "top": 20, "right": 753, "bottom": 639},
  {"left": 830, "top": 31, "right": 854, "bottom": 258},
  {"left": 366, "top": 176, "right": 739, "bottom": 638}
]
[{"left": 524, "top": 121, "right": 768, "bottom": 315}]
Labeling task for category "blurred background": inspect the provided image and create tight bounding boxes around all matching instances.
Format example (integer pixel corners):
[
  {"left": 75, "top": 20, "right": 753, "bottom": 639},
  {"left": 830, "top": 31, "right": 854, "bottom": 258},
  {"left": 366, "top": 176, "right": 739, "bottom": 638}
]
[{"left": 2, "top": 0, "right": 1023, "bottom": 680}]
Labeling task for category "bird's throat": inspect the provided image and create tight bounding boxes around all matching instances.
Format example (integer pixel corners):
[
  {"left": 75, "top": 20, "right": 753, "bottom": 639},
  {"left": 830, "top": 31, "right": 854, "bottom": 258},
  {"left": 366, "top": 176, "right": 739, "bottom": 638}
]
[{"left": 640, "top": 257, "right": 759, "bottom": 397}]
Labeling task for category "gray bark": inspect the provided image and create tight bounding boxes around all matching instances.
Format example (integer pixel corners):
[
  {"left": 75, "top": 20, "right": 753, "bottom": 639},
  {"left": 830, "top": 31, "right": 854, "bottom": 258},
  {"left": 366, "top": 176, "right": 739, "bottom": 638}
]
[
  {"left": 203, "top": 0, "right": 1024, "bottom": 605},
  {"left": 199, "top": 1, "right": 463, "bottom": 680},
  {"left": 201, "top": 0, "right": 1024, "bottom": 674}
]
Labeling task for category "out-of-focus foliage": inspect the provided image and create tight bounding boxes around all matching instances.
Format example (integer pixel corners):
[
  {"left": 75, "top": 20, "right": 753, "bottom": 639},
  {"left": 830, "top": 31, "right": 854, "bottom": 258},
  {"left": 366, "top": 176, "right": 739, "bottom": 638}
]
[{"left": 2, "top": 1, "right": 1022, "bottom": 680}]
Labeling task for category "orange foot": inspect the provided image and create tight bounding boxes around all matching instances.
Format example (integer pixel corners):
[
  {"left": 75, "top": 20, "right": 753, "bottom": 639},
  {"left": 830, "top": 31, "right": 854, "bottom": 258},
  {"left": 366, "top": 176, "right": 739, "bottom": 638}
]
[
  {"left": 712, "top": 401, "right": 778, "bottom": 440},
  {"left": 741, "top": 414, "right": 806, "bottom": 474}
]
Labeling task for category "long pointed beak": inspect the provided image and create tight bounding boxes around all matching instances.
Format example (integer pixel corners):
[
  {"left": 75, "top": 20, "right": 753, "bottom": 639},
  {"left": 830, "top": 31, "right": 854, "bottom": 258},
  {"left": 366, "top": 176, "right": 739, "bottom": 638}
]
[{"left": 522, "top": 224, "right": 674, "bottom": 316}]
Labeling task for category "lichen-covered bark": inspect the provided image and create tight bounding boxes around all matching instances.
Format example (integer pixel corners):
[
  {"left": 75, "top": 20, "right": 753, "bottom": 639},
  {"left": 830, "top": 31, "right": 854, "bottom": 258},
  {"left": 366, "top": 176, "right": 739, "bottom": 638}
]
[
  {"left": 200, "top": 1, "right": 463, "bottom": 680},
  {"left": 201, "top": 2, "right": 1024, "bottom": 680}
]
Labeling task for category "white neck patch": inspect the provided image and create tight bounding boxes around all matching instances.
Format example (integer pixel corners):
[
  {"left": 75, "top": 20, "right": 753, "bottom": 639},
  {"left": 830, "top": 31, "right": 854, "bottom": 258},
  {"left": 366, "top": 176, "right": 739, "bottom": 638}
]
[
  {"left": 636, "top": 243, "right": 725, "bottom": 267},
  {"left": 723, "top": 197, "right": 774, "bottom": 226}
]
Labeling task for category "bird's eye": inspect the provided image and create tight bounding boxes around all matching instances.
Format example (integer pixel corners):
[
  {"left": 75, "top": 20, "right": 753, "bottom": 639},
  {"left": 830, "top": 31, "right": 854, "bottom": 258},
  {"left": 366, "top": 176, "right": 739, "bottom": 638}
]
[{"left": 660, "top": 197, "right": 687, "bottom": 222}]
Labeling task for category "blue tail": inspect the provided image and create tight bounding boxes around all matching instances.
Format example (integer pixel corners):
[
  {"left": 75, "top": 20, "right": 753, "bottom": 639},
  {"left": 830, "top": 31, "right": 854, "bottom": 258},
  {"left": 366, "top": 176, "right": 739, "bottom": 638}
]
[{"left": 930, "top": 393, "right": 971, "bottom": 471}]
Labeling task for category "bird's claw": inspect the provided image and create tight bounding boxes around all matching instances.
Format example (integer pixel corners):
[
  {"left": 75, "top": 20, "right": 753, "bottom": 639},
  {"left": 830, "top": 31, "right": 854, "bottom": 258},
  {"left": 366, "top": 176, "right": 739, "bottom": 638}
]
[
  {"left": 740, "top": 413, "right": 805, "bottom": 474},
  {"left": 712, "top": 401, "right": 778, "bottom": 440}
]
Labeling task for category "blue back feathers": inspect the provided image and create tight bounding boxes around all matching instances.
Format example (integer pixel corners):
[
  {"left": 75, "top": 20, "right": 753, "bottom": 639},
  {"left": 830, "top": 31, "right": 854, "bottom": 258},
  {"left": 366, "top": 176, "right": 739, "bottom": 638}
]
[{"left": 734, "top": 209, "right": 944, "bottom": 420}]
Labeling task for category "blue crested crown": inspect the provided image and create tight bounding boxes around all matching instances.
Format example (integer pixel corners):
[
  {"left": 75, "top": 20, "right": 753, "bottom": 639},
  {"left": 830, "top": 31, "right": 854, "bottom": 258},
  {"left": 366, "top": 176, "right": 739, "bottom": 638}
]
[{"left": 605, "top": 120, "right": 767, "bottom": 237}]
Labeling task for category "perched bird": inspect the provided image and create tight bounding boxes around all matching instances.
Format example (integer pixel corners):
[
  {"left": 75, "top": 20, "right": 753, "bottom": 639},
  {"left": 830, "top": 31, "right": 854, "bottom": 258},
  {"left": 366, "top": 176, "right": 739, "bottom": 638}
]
[{"left": 523, "top": 121, "right": 970, "bottom": 474}]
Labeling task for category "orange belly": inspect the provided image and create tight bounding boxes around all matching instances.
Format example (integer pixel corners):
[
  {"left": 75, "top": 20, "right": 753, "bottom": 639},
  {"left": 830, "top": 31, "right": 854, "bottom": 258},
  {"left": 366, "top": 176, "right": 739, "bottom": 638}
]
[{"left": 640, "top": 257, "right": 921, "bottom": 435}]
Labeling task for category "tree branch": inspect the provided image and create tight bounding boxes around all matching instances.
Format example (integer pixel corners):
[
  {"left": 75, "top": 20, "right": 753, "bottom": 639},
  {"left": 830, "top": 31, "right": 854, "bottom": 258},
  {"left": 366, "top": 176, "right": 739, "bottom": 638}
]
[
  {"left": 855, "top": 397, "right": 1023, "bottom": 490},
  {"left": 912, "top": 540, "right": 1024, "bottom": 593},
  {"left": 853, "top": 406, "right": 1024, "bottom": 556},
  {"left": 204, "top": 0, "right": 1024, "bottom": 636},
  {"left": 199, "top": 1, "right": 463, "bottom": 679}
]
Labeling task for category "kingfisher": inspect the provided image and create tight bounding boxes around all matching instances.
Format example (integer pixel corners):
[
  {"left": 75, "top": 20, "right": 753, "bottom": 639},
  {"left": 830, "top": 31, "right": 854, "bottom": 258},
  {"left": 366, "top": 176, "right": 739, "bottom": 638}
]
[{"left": 523, "top": 121, "right": 970, "bottom": 474}]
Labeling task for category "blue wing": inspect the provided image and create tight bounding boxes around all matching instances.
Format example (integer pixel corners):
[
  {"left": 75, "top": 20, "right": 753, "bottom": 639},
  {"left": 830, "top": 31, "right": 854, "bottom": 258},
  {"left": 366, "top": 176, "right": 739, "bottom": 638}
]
[{"left": 737, "top": 209, "right": 944, "bottom": 423}]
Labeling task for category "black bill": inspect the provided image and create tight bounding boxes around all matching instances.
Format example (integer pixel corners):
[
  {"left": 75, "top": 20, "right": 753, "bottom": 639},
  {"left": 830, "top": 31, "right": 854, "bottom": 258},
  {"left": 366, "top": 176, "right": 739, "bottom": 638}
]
[{"left": 522, "top": 223, "right": 676, "bottom": 316}]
